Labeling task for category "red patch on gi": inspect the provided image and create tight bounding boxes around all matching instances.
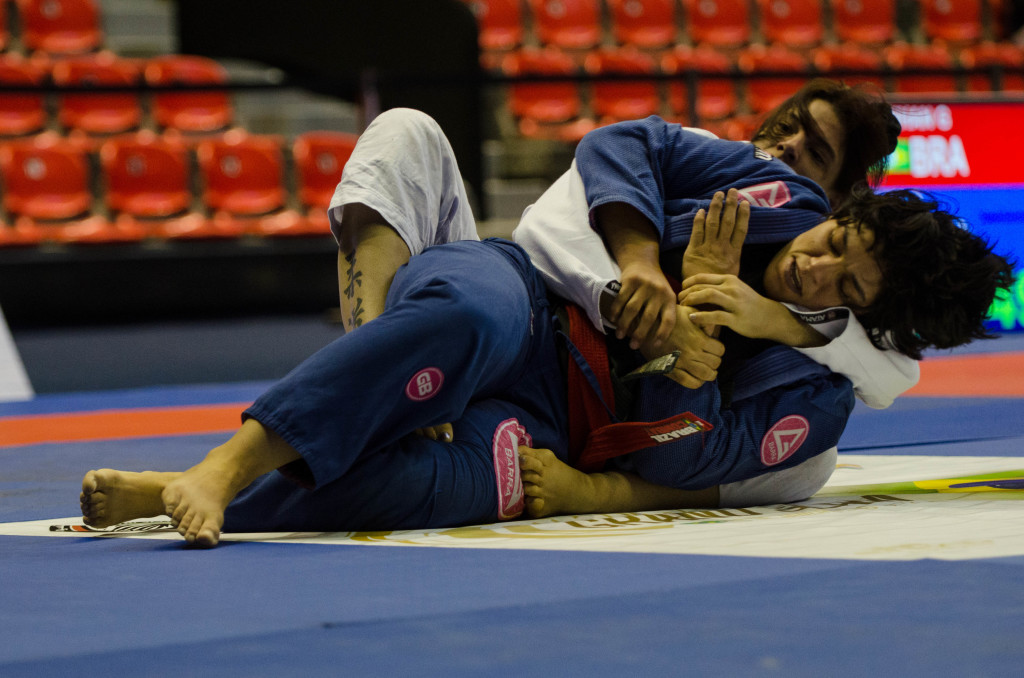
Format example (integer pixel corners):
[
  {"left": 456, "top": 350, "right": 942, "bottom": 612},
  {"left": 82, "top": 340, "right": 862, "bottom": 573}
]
[
  {"left": 492, "top": 418, "right": 531, "bottom": 520},
  {"left": 760, "top": 415, "right": 809, "bottom": 466},
  {"left": 405, "top": 367, "right": 444, "bottom": 402},
  {"left": 737, "top": 181, "right": 792, "bottom": 208}
]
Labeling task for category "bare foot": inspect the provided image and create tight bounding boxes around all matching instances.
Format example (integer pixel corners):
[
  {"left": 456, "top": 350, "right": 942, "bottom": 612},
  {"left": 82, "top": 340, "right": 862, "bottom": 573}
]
[
  {"left": 415, "top": 422, "right": 454, "bottom": 442},
  {"left": 160, "top": 458, "right": 242, "bottom": 548},
  {"left": 518, "top": 446, "right": 594, "bottom": 518},
  {"left": 81, "top": 469, "right": 179, "bottom": 528},
  {"left": 161, "top": 420, "right": 302, "bottom": 547}
]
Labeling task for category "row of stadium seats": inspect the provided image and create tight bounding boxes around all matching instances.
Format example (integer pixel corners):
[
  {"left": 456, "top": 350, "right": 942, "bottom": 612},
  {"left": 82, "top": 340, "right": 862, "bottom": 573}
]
[
  {"left": 1, "top": 0, "right": 103, "bottom": 56},
  {"left": 0, "top": 52, "right": 234, "bottom": 140},
  {"left": 464, "top": 0, "right": 1010, "bottom": 54},
  {"left": 0, "top": 128, "right": 358, "bottom": 246},
  {"left": 502, "top": 40, "right": 1024, "bottom": 139}
]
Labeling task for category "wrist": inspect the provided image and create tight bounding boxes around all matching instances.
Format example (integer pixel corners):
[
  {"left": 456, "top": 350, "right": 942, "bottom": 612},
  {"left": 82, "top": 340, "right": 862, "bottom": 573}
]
[{"left": 769, "top": 303, "right": 829, "bottom": 347}]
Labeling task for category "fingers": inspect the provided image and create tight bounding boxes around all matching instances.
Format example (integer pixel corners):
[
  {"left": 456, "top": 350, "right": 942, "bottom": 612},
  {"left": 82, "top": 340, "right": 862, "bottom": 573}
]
[
  {"left": 610, "top": 284, "right": 676, "bottom": 349},
  {"left": 680, "top": 273, "right": 730, "bottom": 291},
  {"left": 705, "top": 191, "right": 724, "bottom": 240},
  {"left": 680, "top": 286, "right": 733, "bottom": 310},
  {"left": 630, "top": 301, "right": 677, "bottom": 350},
  {"left": 691, "top": 207, "right": 706, "bottom": 246},
  {"left": 702, "top": 189, "right": 747, "bottom": 245},
  {"left": 688, "top": 310, "right": 736, "bottom": 330},
  {"left": 733, "top": 198, "right": 750, "bottom": 247},
  {"left": 667, "top": 369, "right": 711, "bottom": 389}
]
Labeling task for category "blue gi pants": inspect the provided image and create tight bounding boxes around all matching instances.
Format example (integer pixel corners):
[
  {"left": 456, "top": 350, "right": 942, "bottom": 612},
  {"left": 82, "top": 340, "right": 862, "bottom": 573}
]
[{"left": 223, "top": 239, "right": 568, "bottom": 532}]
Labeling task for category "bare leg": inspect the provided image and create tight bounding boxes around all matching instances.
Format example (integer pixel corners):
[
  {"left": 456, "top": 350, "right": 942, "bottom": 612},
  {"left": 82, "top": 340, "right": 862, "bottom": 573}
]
[
  {"left": 519, "top": 446, "right": 720, "bottom": 518},
  {"left": 336, "top": 203, "right": 411, "bottom": 332},
  {"left": 337, "top": 204, "right": 456, "bottom": 443},
  {"left": 81, "top": 470, "right": 180, "bottom": 528},
  {"left": 160, "top": 418, "right": 302, "bottom": 547}
]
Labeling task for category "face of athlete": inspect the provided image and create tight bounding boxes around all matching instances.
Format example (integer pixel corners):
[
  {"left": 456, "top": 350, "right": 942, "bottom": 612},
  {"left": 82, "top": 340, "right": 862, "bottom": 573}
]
[
  {"left": 762, "top": 218, "right": 884, "bottom": 313},
  {"left": 756, "top": 99, "right": 845, "bottom": 202}
]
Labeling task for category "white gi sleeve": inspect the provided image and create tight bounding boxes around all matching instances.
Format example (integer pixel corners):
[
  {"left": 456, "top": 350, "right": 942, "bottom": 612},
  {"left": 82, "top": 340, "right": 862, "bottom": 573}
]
[
  {"left": 786, "top": 305, "right": 920, "bottom": 409},
  {"left": 513, "top": 161, "right": 618, "bottom": 333},
  {"left": 327, "top": 108, "right": 479, "bottom": 255},
  {"left": 718, "top": 447, "right": 837, "bottom": 507}
]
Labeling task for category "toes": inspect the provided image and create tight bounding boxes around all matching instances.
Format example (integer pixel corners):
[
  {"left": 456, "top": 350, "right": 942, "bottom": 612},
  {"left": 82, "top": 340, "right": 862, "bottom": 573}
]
[
  {"left": 195, "top": 521, "right": 221, "bottom": 548},
  {"left": 81, "top": 471, "right": 99, "bottom": 496},
  {"left": 525, "top": 496, "right": 545, "bottom": 517}
]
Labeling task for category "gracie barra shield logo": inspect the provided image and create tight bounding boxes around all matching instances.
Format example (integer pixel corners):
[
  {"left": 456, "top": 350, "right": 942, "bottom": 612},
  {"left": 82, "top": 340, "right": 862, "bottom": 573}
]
[
  {"left": 760, "top": 415, "right": 809, "bottom": 466},
  {"left": 736, "top": 181, "right": 792, "bottom": 208},
  {"left": 493, "top": 418, "right": 532, "bottom": 520}
]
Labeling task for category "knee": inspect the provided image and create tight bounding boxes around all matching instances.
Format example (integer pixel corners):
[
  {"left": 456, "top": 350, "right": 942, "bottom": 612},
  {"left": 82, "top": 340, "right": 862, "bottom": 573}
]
[{"left": 370, "top": 108, "right": 444, "bottom": 144}]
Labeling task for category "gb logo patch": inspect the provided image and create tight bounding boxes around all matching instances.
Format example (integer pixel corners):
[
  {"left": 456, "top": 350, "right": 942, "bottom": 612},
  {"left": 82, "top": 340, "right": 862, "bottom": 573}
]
[
  {"left": 760, "top": 415, "right": 809, "bottom": 466},
  {"left": 405, "top": 367, "right": 444, "bottom": 402}
]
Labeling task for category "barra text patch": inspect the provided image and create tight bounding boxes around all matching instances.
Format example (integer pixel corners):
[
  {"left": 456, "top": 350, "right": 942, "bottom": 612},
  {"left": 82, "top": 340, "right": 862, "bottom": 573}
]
[{"left": 493, "top": 418, "right": 531, "bottom": 520}]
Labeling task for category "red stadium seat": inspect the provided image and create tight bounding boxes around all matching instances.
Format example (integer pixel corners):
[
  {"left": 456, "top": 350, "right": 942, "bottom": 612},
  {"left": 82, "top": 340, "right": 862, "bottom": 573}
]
[
  {"left": 737, "top": 44, "right": 809, "bottom": 114},
  {"left": 0, "top": 133, "right": 93, "bottom": 220},
  {"left": 100, "top": 131, "right": 212, "bottom": 240},
  {"left": 527, "top": 0, "right": 602, "bottom": 49},
  {"left": 884, "top": 42, "right": 959, "bottom": 95},
  {"left": 0, "top": 218, "right": 48, "bottom": 246},
  {"left": 502, "top": 47, "right": 582, "bottom": 122},
  {"left": 49, "top": 213, "right": 145, "bottom": 244},
  {"left": 606, "top": 0, "right": 678, "bottom": 49},
  {"left": 0, "top": 2, "right": 9, "bottom": 52},
  {"left": 16, "top": 0, "right": 103, "bottom": 55},
  {"left": 829, "top": 0, "right": 896, "bottom": 45},
  {"left": 584, "top": 47, "right": 660, "bottom": 122},
  {"left": 920, "top": 0, "right": 983, "bottom": 44},
  {"left": 501, "top": 47, "right": 596, "bottom": 141},
  {"left": 100, "top": 131, "right": 192, "bottom": 218},
  {"left": 52, "top": 53, "right": 143, "bottom": 136},
  {"left": 810, "top": 43, "right": 886, "bottom": 89},
  {"left": 197, "top": 131, "right": 305, "bottom": 237},
  {"left": 0, "top": 56, "right": 48, "bottom": 137},
  {"left": 0, "top": 132, "right": 139, "bottom": 243},
  {"left": 292, "top": 130, "right": 359, "bottom": 235},
  {"left": 960, "top": 41, "right": 1024, "bottom": 93},
  {"left": 681, "top": 0, "right": 751, "bottom": 48},
  {"left": 144, "top": 55, "right": 233, "bottom": 133},
  {"left": 755, "top": 0, "right": 824, "bottom": 47},
  {"left": 197, "top": 131, "right": 287, "bottom": 214},
  {"left": 462, "top": 0, "right": 523, "bottom": 51},
  {"left": 661, "top": 45, "right": 739, "bottom": 123}
]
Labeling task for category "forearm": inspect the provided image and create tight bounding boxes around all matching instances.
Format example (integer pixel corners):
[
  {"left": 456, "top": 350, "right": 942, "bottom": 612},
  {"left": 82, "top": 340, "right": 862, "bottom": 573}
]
[
  {"left": 596, "top": 202, "right": 661, "bottom": 272},
  {"left": 761, "top": 303, "right": 829, "bottom": 348}
]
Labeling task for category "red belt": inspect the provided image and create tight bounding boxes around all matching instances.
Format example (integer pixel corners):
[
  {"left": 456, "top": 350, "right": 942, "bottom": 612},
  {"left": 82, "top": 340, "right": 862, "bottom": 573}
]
[{"left": 563, "top": 304, "right": 712, "bottom": 473}]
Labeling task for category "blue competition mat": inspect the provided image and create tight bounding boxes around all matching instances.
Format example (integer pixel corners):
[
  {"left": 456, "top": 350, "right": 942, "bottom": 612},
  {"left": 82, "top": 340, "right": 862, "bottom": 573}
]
[{"left": 2, "top": 362, "right": 1022, "bottom": 676}]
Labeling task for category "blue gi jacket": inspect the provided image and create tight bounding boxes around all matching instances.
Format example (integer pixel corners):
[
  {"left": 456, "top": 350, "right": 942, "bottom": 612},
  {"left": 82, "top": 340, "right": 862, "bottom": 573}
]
[{"left": 574, "top": 118, "right": 855, "bottom": 489}]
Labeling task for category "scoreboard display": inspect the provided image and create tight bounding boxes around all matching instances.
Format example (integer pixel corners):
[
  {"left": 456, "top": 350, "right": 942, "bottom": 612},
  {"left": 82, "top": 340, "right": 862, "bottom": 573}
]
[{"left": 882, "top": 101, "right": 1024, "bottom": 333}]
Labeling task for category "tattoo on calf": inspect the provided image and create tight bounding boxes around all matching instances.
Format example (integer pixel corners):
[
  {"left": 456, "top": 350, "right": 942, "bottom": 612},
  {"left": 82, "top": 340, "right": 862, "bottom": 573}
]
[{"left": 343, "top": 251, "right": 365, "bottom": 328}]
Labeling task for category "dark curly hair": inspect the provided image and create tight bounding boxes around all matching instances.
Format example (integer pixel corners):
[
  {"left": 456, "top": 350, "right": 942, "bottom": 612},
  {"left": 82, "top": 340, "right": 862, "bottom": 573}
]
[
  {"left": 831, "top": 185, "right": 1017, "bottom": 360},
  {"left": 752, "top": 79, "right": 901, "bottom": 201}
]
